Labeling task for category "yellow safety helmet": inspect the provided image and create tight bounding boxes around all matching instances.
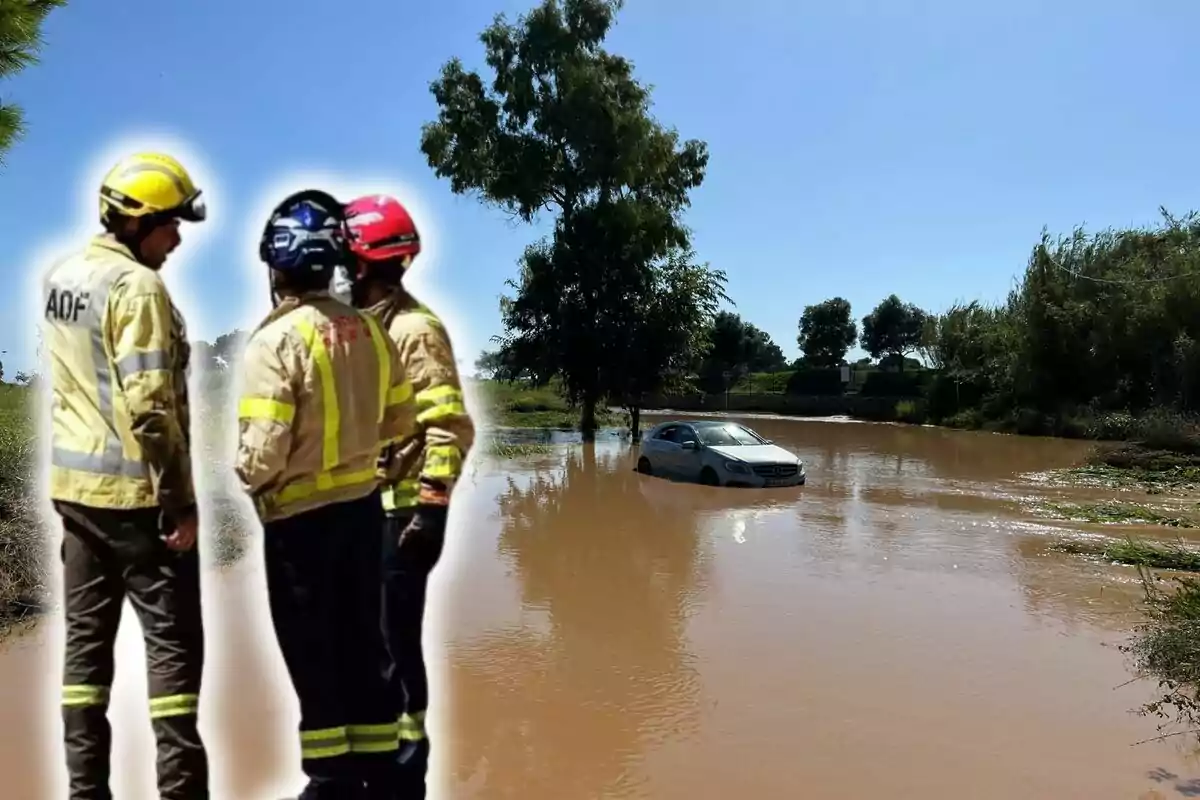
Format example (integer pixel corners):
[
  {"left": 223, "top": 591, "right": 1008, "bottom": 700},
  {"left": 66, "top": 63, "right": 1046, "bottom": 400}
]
[{"left": 98, "top": 151, "right": 207, "bottom": 225}]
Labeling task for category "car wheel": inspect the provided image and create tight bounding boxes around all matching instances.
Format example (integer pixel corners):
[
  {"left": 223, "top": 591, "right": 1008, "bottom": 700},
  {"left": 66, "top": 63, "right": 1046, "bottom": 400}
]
[
  {"left": 637, "top": 456, "right": 653, "bottom": 475},
  {"left": 699, "top": 466, "right": 719, "bottom": 486}
]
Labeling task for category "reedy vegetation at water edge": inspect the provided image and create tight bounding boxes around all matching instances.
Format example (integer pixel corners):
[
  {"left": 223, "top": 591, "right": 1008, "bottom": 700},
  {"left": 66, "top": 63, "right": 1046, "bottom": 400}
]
[{"left": 0, "top": 385, "right": 46, "bottom": 627}]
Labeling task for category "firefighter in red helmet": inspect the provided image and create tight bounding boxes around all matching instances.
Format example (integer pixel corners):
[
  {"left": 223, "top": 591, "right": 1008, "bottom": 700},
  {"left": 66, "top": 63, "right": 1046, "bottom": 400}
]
[{"left": 342, "top": 194, "right": 476, "bottom": 799}]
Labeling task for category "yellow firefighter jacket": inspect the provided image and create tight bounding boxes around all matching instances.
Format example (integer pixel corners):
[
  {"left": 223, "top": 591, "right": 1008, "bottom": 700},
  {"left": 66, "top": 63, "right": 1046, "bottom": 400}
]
[
  {"left": 235, "top": 292, "right": 417, "bottom": 523},
  {"left": 41, "top": 234, "right": 196, "bottom": 518},
  {"left": 366, "top": 289, "right": 476, "bottom": 512}
]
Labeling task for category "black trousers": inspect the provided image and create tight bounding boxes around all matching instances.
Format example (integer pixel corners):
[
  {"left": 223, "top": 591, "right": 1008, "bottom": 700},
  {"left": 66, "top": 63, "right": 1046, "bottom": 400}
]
[
  {"left": 263, "top": 491, "right": 394, "bottom": 799},
  {"left": 55, "top": 500, "right": 209, "bottom": 800},
  {"left": 378, "top": 509, "right": 446, "bottom": 799}
]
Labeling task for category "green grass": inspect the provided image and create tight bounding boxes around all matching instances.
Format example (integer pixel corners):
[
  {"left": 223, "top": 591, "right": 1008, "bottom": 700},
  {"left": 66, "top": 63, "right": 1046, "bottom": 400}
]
[
  {"left": 728, "top": 368, "right": 879, "bottom": 394},
  {"left": 484, "top": 441, "right": 554, "bottom": 458},
  {"left": 1036, "top": 439, "right": 1200, "bottom": 493},
  {"left": 1052, "top": 535, "right": 1200, "bottom": 570},
  {"left": 469, "top": 379, "right": 617, "bottom": 429},
  {"left": 1053, "top": 464, "right": 1200, "bottom": 494},
  {"left": 1122, "top": 569, "right": 1200, "bottom": 741},
  {"left": 1035, "top": 500, "right": 1199, "bottom": 528},
  {"left": 729, "top": 371, "right": 792, "bottom": 394}
]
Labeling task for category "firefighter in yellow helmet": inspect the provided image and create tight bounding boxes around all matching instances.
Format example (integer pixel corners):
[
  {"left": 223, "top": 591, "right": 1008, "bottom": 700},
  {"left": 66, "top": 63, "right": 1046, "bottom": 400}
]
[
  {"left": 235, "top": 189, "right": 418, "bottom": 800},
  {"left": 342, "top": 194, "right": 476, "bottom": 799},
  {"left": 40, "top": 151, "right": 210, "bottom": 799}
]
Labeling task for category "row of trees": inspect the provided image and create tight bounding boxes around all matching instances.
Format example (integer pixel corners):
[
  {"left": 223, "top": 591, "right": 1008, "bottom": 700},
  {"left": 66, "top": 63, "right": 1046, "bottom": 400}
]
[
  {"left": 475, "top": 291, "right": 933, "bottom": 396},
  {"left": 666, "top": 211, "right": 1200, "bottom": 436}
]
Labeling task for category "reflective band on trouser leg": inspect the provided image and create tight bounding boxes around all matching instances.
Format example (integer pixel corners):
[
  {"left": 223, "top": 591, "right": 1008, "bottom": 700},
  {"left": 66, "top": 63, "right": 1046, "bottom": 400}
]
[
  {"left": 414, "top": 385, "right": 466, "bottom": 426},
  {"left": 383, "top": 479, "right": 420, "bottom": 511},
  {"left": 398, "top": 711, "right": 427, "bottom": 743},
  {"left": 301, "top": 726, "right": 351, "bottom": 760},
  {"left": 347, "top": 722, "right": 400, "bottom": 754},
  {"left": 297, "top": 320, "right": 340, "bottom": 472},
  {"left": 423, "top": 446, "right": 463, "bottom": 482},
  {"left": 149, "top": 693, "right": 199, "bottom": 719},
  {"left": 47, "top": 263, "right": 153, "bottom": 478},
  {"left": 63, "top": 684, "right": 110, "bottom": 709}
]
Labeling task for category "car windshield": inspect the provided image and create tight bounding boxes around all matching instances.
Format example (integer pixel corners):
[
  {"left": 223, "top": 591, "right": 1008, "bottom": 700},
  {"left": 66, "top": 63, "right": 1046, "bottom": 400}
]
[{"left": 696, "top": 424, "right": 765, "bottom": 446}]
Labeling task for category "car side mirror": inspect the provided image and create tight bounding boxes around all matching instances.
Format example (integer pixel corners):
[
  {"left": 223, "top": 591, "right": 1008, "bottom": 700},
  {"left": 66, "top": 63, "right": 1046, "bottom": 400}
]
[{"left": 680, "top": 441, "right": 698, "bottom": 450}]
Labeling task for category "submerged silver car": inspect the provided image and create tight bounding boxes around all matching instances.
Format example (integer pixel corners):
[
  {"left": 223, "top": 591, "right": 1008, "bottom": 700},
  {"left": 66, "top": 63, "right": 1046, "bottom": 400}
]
[{"left": 637, "top": 420, "right": 806, "bottom": 487}]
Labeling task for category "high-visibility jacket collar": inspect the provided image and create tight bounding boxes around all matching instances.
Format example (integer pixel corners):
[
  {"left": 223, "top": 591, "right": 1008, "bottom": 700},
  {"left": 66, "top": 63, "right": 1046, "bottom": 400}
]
[
  {"left": 252, "top": 290, "right": 330, "bottom": 336},
  {"left": 89, "top": 233, "right": 139, "bottom": 264},
  {"left": 277, "top": 288, "right": 330, "bottom": 304},
  {"left": 368, "top": 286, "right": 422, "bottom": 330}
]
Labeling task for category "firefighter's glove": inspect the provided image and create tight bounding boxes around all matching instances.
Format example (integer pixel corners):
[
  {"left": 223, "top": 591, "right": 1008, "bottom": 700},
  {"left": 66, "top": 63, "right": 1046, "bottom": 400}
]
[{"left": 398, "top": 502, "right": 448, "bottom": 573}]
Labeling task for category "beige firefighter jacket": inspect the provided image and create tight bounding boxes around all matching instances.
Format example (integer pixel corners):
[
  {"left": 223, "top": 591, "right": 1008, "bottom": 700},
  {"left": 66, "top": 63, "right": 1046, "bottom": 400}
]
[
  {"left": 41, "top": 234, "right": 196, "bottom": 518},
  {"left": 235, "top": 292, "right": 417, "bottom": 523},
  {"left": 367, "top": 289, "right": 475, "bottom": 511}
]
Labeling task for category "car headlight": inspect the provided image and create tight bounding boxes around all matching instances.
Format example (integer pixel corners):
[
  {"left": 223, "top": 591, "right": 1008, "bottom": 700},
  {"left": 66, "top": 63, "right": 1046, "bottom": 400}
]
[{"left": 724, "top": 460, "right": 750, "bottom": 474}]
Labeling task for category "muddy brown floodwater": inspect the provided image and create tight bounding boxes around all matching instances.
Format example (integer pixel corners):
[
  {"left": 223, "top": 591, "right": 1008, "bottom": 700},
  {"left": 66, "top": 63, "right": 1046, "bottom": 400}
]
[{"left": 5, "top": 413, "right": 1200, "bottom": 798}]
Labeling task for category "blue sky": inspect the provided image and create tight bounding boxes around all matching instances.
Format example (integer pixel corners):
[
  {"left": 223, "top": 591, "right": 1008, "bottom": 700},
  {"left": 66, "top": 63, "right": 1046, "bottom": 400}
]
[{"left": 1, "top": 0, "right": 1198, "bottom": 377}]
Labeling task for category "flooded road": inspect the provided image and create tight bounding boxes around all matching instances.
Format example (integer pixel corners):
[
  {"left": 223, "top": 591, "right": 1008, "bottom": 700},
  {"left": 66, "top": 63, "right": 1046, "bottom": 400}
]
[{"left": 5, "top": 414, "right": 1200, "bottom": 798}]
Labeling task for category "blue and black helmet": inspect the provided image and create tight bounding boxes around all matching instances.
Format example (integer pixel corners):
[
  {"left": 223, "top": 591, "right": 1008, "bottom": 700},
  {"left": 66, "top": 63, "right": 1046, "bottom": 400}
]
[{"left": 258, "top": 189, "right": 349, "bottom": 273}]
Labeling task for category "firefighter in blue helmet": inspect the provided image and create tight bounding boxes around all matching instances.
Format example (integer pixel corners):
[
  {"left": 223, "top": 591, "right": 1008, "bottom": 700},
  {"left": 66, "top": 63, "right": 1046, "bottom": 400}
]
[{"left": 233, "top": 189, "right": 417, "bottom": 799}]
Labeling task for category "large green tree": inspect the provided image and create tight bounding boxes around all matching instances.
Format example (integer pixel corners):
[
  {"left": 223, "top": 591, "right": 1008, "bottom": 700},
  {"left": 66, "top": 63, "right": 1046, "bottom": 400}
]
[
  {"left": 797, "top": 296, "right": 857, "bottom": 367},
  {"left": 861, "top": 294, "right": 929, "bottom": 370},
  {"left": 696, "top": 311, "right": 785, "bottom": 393},
  {"left": 419, "top": 0, "right": 715, "bottom": 439},
  {"left": 474, "top": 349, "right": 505, "bottom": 380},
  {"left": 604, "top": 248, "right": 727, "bottom": 439},
  {"left": 1, "top": 0, "right": 66, "bottom": 162}
]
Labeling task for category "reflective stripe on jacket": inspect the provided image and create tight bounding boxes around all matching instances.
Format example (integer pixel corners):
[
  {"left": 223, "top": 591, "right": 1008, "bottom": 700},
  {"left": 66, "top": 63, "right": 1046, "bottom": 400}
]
[
  {"left": 41, "top": 234, "right": 195, "bottom": 515},
  {"left": 235, "top": 292, "right": 417, "bottom": 523},
  {"left": 367, "top": 291, "right": 475, "bottom": 511}
]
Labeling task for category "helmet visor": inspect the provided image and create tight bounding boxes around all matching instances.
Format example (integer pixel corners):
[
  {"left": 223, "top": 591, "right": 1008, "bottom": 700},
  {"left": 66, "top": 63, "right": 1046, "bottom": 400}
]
[{"left": 173, "top": 191, "right": 206, "bottom": 222}]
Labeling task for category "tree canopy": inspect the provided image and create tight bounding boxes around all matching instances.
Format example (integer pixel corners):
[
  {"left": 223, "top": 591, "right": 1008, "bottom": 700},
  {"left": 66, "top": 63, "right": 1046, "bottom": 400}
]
[
  {"left": 419, "top": 0, "right": 719, "bottom": 438},
  {"left": 0, "top": 0, "right": 66, "bottom": 163},
  {"left": 798, "top": 296, "right": 857, "bottom": 368},
  {"left": 696, "top": 311, "right": 785, "bottom": 393},
  {"left": 861, "top": 294, "right": 929, "bottom": 369}
]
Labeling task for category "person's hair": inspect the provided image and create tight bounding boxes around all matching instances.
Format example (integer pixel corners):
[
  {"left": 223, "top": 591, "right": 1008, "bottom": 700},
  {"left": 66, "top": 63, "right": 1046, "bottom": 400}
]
[
  {"left": 273, "top": 266, "right": 333, "bottom": 295},
  {"left": 101, "top": 210, "right": 131, "bottom": 235},
  {"left": 362, "top": 257, "right": 408, "bottom": 286}
]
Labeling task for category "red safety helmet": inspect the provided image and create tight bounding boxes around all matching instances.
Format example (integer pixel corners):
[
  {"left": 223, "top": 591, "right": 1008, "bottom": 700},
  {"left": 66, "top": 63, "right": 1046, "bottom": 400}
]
[{"left": 344, "top": 194, "right": 421, "bottom": 267}]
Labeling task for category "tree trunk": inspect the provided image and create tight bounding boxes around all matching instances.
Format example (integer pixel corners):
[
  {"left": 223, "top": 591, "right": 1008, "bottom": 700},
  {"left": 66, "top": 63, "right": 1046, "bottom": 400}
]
[
  {"left": 579, "top": 394, "right": 598, "bottom": 442},
  {"left": 630, "top": 405, "right": 642, "bottom": 443}
]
